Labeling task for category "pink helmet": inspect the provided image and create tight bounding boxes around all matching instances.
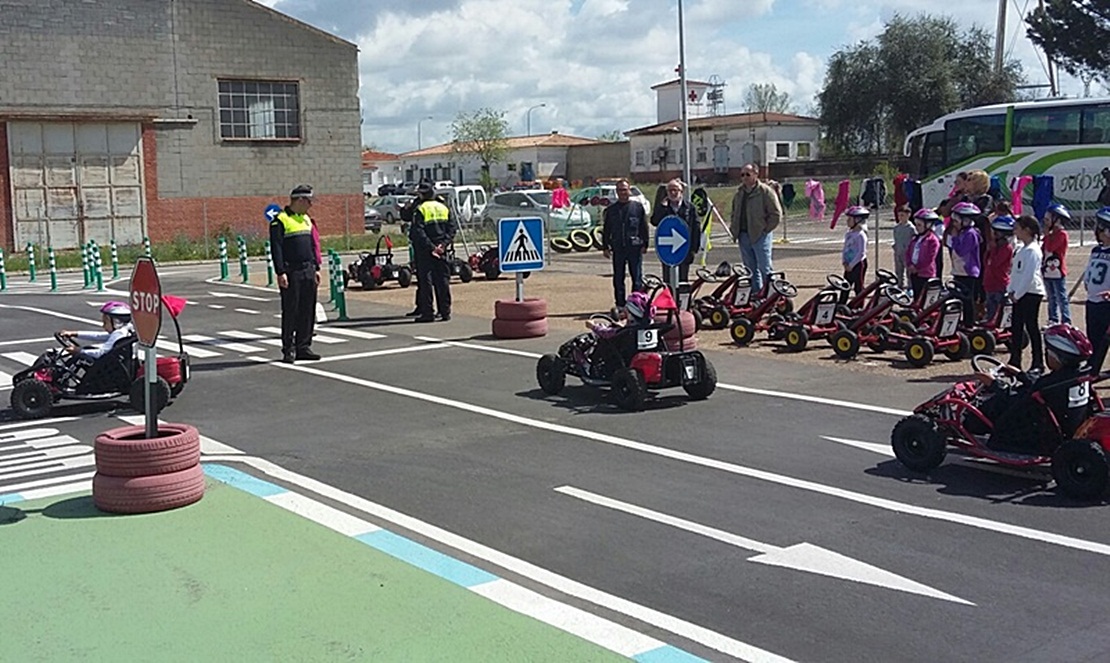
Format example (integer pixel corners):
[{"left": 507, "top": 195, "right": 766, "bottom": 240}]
[
  {"left": 845, "top": 205, "right": 870, "bottom": 219},
  {"left": 624, "top": 291, "right": 655, "bottom": 322},
  {"left": 913, "top": 208, "right": 940, "bottom": 223},
  {"left": 1044, "top": 324, "right": 1092, "bottom": 364},
  {"left": 950, "top": 201, "right": 982, "bottom": 218},
  {"left": 99, "top": 301, "right": 131, "bottom": 318}
]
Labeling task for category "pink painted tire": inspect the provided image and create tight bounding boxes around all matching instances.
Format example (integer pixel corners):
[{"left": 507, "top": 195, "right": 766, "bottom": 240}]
[
  {"left": 92, "top": 464, "right": 205, "bottom": 514},
  {"left": 492, "top": 318, "right": 549, "bottom": 339},
  {"left": 664, "top": 336, "right": 698, "bottom": 352},
  {"left": 656, "top": 310, "right": 698, "bottom": 340},
  {"left": 494, "top": 298, "right": 548, "bottom": 322},
  {"left": 94, "top": 423, "right": 201, "bottom": 478}
]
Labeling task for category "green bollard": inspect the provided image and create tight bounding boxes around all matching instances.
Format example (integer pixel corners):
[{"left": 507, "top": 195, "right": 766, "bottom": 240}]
[
  {"left": 0, "top": 248, "right": 6, "bottom": 291},
  {"left": 48, "top": 246, "right": 57, "bottom": 292},
  {"left": 81, "top": 243, "right": 91, "bottom": 288},
  {"left": 336, "top": 270, "right": 349, "bottom": 321},
  {"left": 83, "top": 243, "right": 95, "bottom": 289},
  {"left": 218, "top": 236, "right": 229, "bottom": 281},
  {"left": 143, "top": 236, "right": 152, "bottom": 258},
  {"left": 27, "top": 243, "right": 36, "bottom": 282},
  {"left": 110, "top": 239, "right": 119, "bottom": 279},
  {"left": 93, "top": 242, "right": 104, "bottom": 292},
  {"left": 329, "top": 251, "right": 338, "bottom": 305},
  {"left": 264, "top": 240, "right": 274, "bottom": 287},
  {"left": 237, "top": 236, "right": 248, "bottom": 283}
]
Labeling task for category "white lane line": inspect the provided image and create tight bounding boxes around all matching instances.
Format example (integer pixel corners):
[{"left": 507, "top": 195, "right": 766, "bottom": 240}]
[
  {"left": 0, "top": 417, "right": 78, "bottom": 432},
  {"left": 0, "top": 455, "right": 95, "bottom": 481},
  {"left": 204, "top": 452, "right": 792, "bottom": 663},
  {"left": 156, "top": 338, "right": 221, "bottom": 359},
  {"left": 0, "top": 337, "right": 53, "bottom": 347},
  {"left": 234, "top": 308, "right": 261, "bottom": 315},
  {"left": 259, "top": 358, "right": 1110, "bottom": 560},
  {"left": 256, "top": 339, "right": 284, "bottom": 348},
  {"left": 311, "top": 335, "right": 346, "bottom": 345},
  {"left": 0, "top": 471, "right": 95, "bottom": 495},
  {"left": 2, "top": 352, "right": 39, "bottom": 366},
  {"left": 0, "top": 302, "right": 101, "bottom": 326},
  {"left": 264, "top": 492, "right": 381, "bottom": 537},
  {"left": 257, "top": 326, "right": 282, "bottom": 334},
  {"left": 207, "top": 290, "right": 271, "bottom": 302},
  {"left": 318, "top": 327, "right": 387, "bottom": 341},
  {"left": 0, "top": 445, "right": 92, "bottom": 469},
  {"left": 208, "top": 304, "right": 226, "bottom": 310},
  {"left": 821, "top": 436, "right": 1052, "bottom": 481},
  {"left": 4, "top": 479, "right": 92, "bottom": 502},
  {"left": 414, "top": 336, "right": 546, "bottom": 359},
  {"left": 0, "top": 371, "right": 10, "bottom": 389},
  {"left": 313, "top": 344, "right": 450, "bottom": 364},
  {"left": 821, "top": 436, "right": 895, "bottom": 457},
  {"left": 219, "top": 330, "right": 264, "bottom": 340}
]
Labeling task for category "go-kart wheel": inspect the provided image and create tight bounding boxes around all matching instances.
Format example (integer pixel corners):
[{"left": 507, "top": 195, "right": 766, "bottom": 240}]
[
  {"left": 765, "top": 313, "right": 785, "bottom": 340},
  {"left": 568, "top": 229, "right": 593, "bottom": 252},
  {"left": 891, "top": 414, "right": 947, "bottom": 472},
  {"left": 1002, "top": 329, "right": 1030, "bottom": 352},
  {"left": 360, "top": 275, "right": 377, "bottom": 290},
  {"left": 691, "top": 308, "right": 704, "bottom": 332},
  {"left": 550, "top": 237, "right": 574, "bottom": 253},
  {"left": 784, "top": 326, "right": 809, "bottom": 352},
  {"left": 397, "top": 266, "right": 413, "bottom": 288},
  {"left": 867, "top": 324, "right": 890, "bottom": 353},
  {"left": 893, "top": 318, "right": 917, "bottom": 336},
  {"left": 905, "top": 337, "right": 934, "bottom": 367},
  {"left": 942, "top": 331, "right": 970, "bottom": 361},
  {"left": 342, "top": 272, "right": 351, "bottom": 290},
  {"left": 611, "top": 368, "right": 646, "bottom": 411},
  {"left": 708, "top": 305, "right": 730, "bottom": 330},
  {"left": 536, "top": 354, "right": 566, "bottom": 396},
  {"left": 968, "top": 329, "right": 996, "bottom": 355},
  {"left": 128, "top": 377, "right": 171, "bottom": 415},
  {"left": 458, "top": 263, "right": 473, "bottom": 283},
  {"left": 1052, "top": 439, "right": 1110, "bottom": 500},
  {"left": 730, "top": 317, "right": 756, "bottom": 347},
  {"left": 11, "top": 379, "right": 54, "bottom": 420},
  {"left": 591, "top": 227, "right": 604, "bottom": 250},
  {"left": 683, "top": 355, "right": 717, "bottom": 401},
  {"left": 831, "top": 329, "right": 860, "bottom": 359},
  {"left": 483, "top": 262, "right": 500, "bottom": 280}
]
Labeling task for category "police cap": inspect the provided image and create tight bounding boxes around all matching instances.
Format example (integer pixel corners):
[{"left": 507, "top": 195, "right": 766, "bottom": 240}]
[{"left": 290, "top": 184, "right": 314, "bottom": 200}]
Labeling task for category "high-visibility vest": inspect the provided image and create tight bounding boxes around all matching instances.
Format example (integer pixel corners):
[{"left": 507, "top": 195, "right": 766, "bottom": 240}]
[
  {"left": 417, "top": 200, "right": 449, "bottom": 223},
  {"left": 275, "top": 211, "right": 313, "bottom": 237}
]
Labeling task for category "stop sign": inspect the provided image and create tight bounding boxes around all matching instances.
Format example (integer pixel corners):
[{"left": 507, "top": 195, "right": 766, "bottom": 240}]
[{"left": 130, "top": 257, "right": 162, "bottom": 347}]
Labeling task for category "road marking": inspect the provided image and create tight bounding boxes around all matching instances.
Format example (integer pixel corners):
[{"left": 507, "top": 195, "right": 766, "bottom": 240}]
[
  {"left": 207, "top": 290, "right": 271, "bottom": 302},
  {"left": 0, "top": 371, "right": 10, "bottom": 389},
  {"left": 201, "top": 455, "right": 789, "bottom": 663},
  {"left": 155, "top": 338, "right": 221, "bottom": 359},
  {"left": 317, "top": 326, "right": 387, "bottom": 341},
  {"left": 2, "top": 351, "right": 39, "bottom": 366},
  {"left": 260, "top": 358, "right": 1110, "bottom": 560},
  {"left": 0, "top": 417, "right": 78, "bottom": 432},
  {"left": 182, "top": 334, "right": 264, "bottom": 354},
  {"left": 313, "top": 344, "right": 450, "bottom": 364},
  {"left": 821, "top": 435, "right": 894, "bottom": 457},
  {"left": 0, "top": 478, "right": 93, "bottom": 503},
  {"left": 0, "top": 302, "right": 100, "bottom": 326},
  {"left": 310, "top": 335, "right": 346, "bottom": 345},
  {"left": 208, "top": 304, "right": 225, "bottom": 310},
  {"left": 556, "top": 485, "right": 972, "bottom": 605},
  {"left": 413, "top": 336, "right": 545, "bottom": 359},
  {"left": 220, "top": 330, "right": 264, "bottom": 340},
  {"left": 0, "top": 470, "right": 95, "bottom": 496},
  {"left": 0, "top": 455, "right": 95, "bottom": 482},
  {"left": 234, "top": 308, "right": 261, "bottom": 315},
  {"left": 0, "top": 444, "right": 91, "bottom": 469},
  {"left": 0, "top": 337, "right": 53, "bottom": 347}
]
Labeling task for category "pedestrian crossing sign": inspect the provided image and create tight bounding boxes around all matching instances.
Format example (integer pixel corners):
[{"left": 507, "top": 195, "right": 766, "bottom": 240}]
[{"left": 498, "top": 217, "right": 545, "bottom": 272}]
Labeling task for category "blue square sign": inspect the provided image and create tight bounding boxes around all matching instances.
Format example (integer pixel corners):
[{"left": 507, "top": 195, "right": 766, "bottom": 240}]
[{"left": 498, "top": 217, "right": 545, "bottom": 272}]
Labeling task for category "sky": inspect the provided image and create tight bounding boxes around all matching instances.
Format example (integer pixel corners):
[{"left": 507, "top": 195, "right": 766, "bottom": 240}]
[{"left": 255, "top": 0, "right": 1088, "bottom": 155}]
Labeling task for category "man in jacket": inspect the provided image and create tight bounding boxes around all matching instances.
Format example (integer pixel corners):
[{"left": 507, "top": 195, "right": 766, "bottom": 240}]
[
  {"left": 270, "top": 184, "right": 321, "bottom": 363},
  {"left": 410, "top": 181, "right": 456, "bottom": 322},
  {"left": 650, "top": 178, "right": 700, "bottom": 282},
  {"left": 601, "top": 179, "right": 649, "bottom": 311},
  {"left": 730, "top": 165, "right": 782, "bottom": 293}
]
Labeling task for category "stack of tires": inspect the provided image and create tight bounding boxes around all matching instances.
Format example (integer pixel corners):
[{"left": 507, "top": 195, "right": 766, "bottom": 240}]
[
  {"left": 92, "top": 423, "right": 205, "bottom": 514},
  {"left": 492, "top": 298, "right": 548, "bottom": 339},
  {"left": 657, "top": 310, "right": 698, "bottom": 351}
]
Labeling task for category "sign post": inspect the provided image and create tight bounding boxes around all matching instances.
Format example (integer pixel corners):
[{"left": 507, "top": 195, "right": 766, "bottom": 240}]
[
  {"left": 130, "top": 257, "right": 163, "bottom": 439},
  {"left": 654, "top": 214, "right": 691, "bottom": 294},
  {"left": 498, "top": 217, "right": 545, "bottom": 301}
]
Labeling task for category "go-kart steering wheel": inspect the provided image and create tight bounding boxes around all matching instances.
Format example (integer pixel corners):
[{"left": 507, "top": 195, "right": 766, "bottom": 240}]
[
  {"left": 732, "top": 263, "right": 752, "bottom": 277},
  {"left": 643, "top": 275, "right": 664, "bottom": 290},
  {"left": 826, "top": 274, "right": 852, "bottom": 291},
  {"left": 54, "top": 331, "right": 77, "bottom": 348},
  {"left": 877, "top": 268, "right": 897, "bottom": 285},
  {"left": 587, "top": 313, "right": 617, "bottom": 327},
  {"left": 971, "top": 355, "right": 1020, "bottom": 389},
  {"left": 882, "top": 285, "right": 913, "bottom": 307},
  {"left": 696, "top": 268, "right": 718, "bottom": 283},
  {"left": 771, "top": 279, "right": 798, "bottom": 298}
]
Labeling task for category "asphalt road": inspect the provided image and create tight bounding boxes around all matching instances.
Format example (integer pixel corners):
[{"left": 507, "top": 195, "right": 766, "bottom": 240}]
[{"left": 4, "top": 265, "right": 1110, "bottom": 662}]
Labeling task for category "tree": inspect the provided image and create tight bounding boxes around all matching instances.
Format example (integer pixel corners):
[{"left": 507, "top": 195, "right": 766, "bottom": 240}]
[
  {"left": 596, "top": 130, "right": 626, "bottom": 142},
  {"left": 817, "top": 44, "right": 884, "bottom": 154},
  {"left": 450, "top": 108, "right": 510, "bottom": 190},
  {"left": 1026, "top": 0, "right": 1110, "bottom": 83},
  {"left": 743, "top": 83, "right": 793, "bottom": 113}
]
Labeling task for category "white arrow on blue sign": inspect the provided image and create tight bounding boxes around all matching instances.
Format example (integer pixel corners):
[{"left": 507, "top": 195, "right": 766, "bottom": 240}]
[
  {"left": 498, "top": 217, "right": 545, "bottom": 272},
  {"left": 655, "top": 214, "right": 690, "bottom": 266},
  {"left": 264, "top": 204, "right": 282, "bottom": 223}
]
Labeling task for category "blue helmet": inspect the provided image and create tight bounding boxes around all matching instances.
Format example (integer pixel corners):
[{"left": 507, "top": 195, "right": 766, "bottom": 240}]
[
  {"left": 1046, "top": 203, "right": 1071, "bottom": 221},
  {"left": 990, "top": 215, "right": 1015, "bottom": 234},
  {"left": 1097, "top": 206, "right": 1110, "bottom": 228}
]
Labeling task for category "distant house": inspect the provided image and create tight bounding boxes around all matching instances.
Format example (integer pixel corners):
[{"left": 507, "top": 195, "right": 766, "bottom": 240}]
[
  {"left": 399, "top": 132, "right": 603, "bottom": 188},
  {"left": 362, "top": 150, "right": 402, "bottom": 194}
]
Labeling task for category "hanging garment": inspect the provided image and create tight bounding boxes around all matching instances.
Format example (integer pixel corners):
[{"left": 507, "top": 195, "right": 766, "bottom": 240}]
[
  {"left": 830, "top": 180, "right": 851, "bottom": 229},
  {"left": 551, "top": 187, "right": 570, "bottom": 209},
  {"left": 861, "top": 177, "right": 887, "bottom": 208},
  {"left": 988, "top": 175, "right": 1003, "bottom": 201},
  {"left": 903, "top": 179, "right": 924, "bottom": 212},
  {"left": 781, "top": 182, "right": 797, "bottom": 207},
  {"left": 1032, "top": 175, "right": 1055, "bottom": 222},
  {"left": 893, "top": 173, "right": 908, "bottom": 209},
  {"left": 1011, "top": 175, "right": 1033, "bottom": 216},
  {"left": 805, "top": 179, "right": 826, "bottom": 221}
]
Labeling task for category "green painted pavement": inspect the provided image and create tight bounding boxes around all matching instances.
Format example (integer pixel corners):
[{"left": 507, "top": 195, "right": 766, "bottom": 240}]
[{"left": 0, "top": 481, "right": 625, "bottom": 662}]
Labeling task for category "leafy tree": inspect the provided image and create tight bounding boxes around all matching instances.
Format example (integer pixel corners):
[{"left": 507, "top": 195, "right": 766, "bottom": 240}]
[
  {"left": 1026, "top": 0, "right": 1110, "bottom": 83},
  {"left": 596, "top": 130, "right": 626, "bottom": 142},
  {"left": 743, "top": 83, "right": 793, "bottom": 113},
  {"left": 817, "top": 44, "right": 884, "bottom": 154},
  {"left": 450, "top": 108, "right": 509, "bottom": 190}
]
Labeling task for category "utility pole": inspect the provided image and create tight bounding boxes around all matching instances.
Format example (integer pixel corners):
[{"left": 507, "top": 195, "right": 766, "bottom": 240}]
[
  {"left": 993, "top": 0, "right": 1007, "bottom": 75},
  {"left": 677, "top": 0, "right": 692, "bottom": 191}
]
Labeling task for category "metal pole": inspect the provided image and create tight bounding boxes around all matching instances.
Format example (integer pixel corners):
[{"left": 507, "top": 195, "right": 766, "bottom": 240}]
[
  {"left": 345, "top": 198, "right": 351, "bottom": 251},
  {"left": 110, "top": 239, "right": 119, "bottom": 279},
  {"left": 993, "top": 0, "right": 1007, "bottom": 75},
  {"left": 27, "top": 243, "right": 36, "bottom": 282},
  {"left": 203, "top": 200, "right": 210, "bottom": 260},
  {"left": 515, "top": 272, "right": 524, "bottom": 302},
  {"left": 144, "top": 345, "right": 157, "bottom": 439},
  {"left": 48, "top": 246, "right": 57, "bottom": 292},
  {"left": 1080, "top": 167, "right": 1087, "bottom": 247},
  {"left": 0, "top": 248, "right": 6, "bottom": 291},
  {"left": 218, "top": 236, "right": 229, "bottom": 281},
  {"left": 677, "top": 0, "right": 692, "bottom": 191}
]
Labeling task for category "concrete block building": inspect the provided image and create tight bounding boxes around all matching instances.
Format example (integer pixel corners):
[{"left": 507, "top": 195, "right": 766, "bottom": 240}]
[{"left": 0, "top": 0, "right": 362, "bottom": 250}]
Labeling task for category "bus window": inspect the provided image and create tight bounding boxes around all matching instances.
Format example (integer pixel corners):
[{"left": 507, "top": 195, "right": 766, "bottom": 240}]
[
  {"left": 945, "top": 114, "right": 1006, "bottom": 166},
  {"left": 1014, "top": 107, "right": 1082, "bottom": 146},
  {"left": 1081, "top": 105, "right": 1110, "bottom": 144},
  {"left": 922, "top": 131, "right": 945, "bottom": 178}
]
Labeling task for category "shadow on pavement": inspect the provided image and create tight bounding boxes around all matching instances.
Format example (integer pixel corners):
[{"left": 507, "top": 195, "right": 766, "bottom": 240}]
[
  {"left": 0, "top": 505, "right": 27, "bottom": 526},
  {"left": 516, "top": 386, "right": 687, "bottom": 414},
  {"left": 41, "top": 496, "right": 116, "bottom": 520},
  {"left": 190, "top": 359, "right": 264, "bottom": 373}
]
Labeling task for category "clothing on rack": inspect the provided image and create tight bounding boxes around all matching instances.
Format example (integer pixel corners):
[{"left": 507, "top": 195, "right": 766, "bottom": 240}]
[{"left": 829, "top": 179, "right": 851, "bottom": 229}]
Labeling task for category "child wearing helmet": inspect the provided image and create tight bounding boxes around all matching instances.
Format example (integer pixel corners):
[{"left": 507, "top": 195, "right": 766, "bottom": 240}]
[
  {"left": 841, "top": 206, "right": 869, "bottom": 299},
  {"left": 59, "top": 301, "right": 134, "bottom": 360},
  {"left": 947, "top": 201, "right": 984, "bottom": 324},
  {"left": 905, "top": 208, "right": 941, "bottom": 297},
  {"left": 982, "top": 215, "right": 1015, "bottom": 322},
  {"left": 586, "top": 291, "right": 655, "bottom": 339},
  {"left": 1084, "top": 206, "right": 1110, "bottom": 371},
  {"left": 1042, "top": 203, "right": 1072, "bottom": 325}
]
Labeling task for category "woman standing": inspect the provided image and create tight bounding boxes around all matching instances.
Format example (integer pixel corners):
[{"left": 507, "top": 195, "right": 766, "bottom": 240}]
[{"left": 1007, "top": 215, "right": 1046, "bottom": 373}]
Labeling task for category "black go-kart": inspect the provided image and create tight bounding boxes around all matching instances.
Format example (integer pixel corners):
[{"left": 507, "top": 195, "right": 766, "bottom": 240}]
[
  {"left": 443, "top": 244, "right": 474, "bottom": 283},
  {"left": 535, "top": 276, "right": 717, "bottom": 411},
  {"left": 348, "top": 235, "right": 412, "bottom": 290}
]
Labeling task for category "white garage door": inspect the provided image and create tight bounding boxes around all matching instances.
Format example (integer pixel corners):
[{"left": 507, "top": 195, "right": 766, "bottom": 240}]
[{"left": 8, "top": 121, "right": 146, "bottom": 249}]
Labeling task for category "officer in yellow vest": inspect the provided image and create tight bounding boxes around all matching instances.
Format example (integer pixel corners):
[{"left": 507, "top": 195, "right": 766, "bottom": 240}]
[
  {"left": 270, "top": 184, "right": 321, "bottom": 362},
  {"left": 411, "top": 181, "right": 456, "bottom": 322}
]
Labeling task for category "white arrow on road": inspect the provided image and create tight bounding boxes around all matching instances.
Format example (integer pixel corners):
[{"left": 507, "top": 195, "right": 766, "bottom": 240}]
[
  {"left": 556, "top": 485, "right": 973, "bottom": 606},
  {"left": 656, "top": 229, "right": 687, "bottom": 252},
  {"left": 207, "top": 291, "right": 271, "bottom": 302},
  {"left": 821, "top": 436, "right": 894, "bottom": 457}
]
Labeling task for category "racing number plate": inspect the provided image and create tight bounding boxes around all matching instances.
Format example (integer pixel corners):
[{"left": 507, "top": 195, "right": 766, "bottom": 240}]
[
  {"left": 1000, "top": 304, "right": 1013, "bottom": 328},
  {"left": 815, "top": 302, "right": 835, "bottom": 325},
  {"left": 924, "top": 289, "right": 940, "bottom": 307},
  {"left": 375, "top": 255, "right": 389, "bottom": 266},
  {"left": 681, "top": 357, "right": 698, "bottom": 383},
  {"left": 733, "top": 288, "right": 750, "bottom": 307},
  {"left": 637, "top": 329, "right": 659, "bottom": 350},
  {"left": 940, "top": 313, "right": 960, "bottom": 338}
]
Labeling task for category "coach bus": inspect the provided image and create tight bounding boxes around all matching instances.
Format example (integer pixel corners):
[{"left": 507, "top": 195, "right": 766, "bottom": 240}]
[{"left": 904, "top": 97, "right": 1110, "bottom": 211}]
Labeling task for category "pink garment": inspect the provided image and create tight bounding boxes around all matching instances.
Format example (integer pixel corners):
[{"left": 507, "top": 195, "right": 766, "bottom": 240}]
[
  {"left": 311, "top": 221, "right": 322, "bottom": 266},
  {"left": 829, "top": 180, "right": 851, "bottom": 229},
  {"left": 1011, "top": 175, "right": 1033, "bottom": 216},
  {"left": 551, "top": 187, "right": 570, "bottom": 209},
  {"left": 804, "top": 179, "right": 826, "bottom": 221}
]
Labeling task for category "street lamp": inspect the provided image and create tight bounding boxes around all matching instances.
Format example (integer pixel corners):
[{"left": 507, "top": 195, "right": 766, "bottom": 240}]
[
  {"left": 677, "top": 0, "right": 692, "bottom": 190},
  {"left": 526, "top": 103, "right": 546, "bottom": 136},
  {"left": 417, "top": 115, "right": 432, "bottom": 150}
]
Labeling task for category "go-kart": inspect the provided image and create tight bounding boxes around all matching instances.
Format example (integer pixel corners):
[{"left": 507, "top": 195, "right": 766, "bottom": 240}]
[
  {"left": 890, "top": 354, "right": 1110, "bottom": 500},
  {"left": 9, "top": 305, "right": 189, "bottom": 420},
  {"left": 348, "top": 235, "right": 412, "bottom": 290},
  {"left": 535, "top": 276, "right": 716, "bottom": 411}
]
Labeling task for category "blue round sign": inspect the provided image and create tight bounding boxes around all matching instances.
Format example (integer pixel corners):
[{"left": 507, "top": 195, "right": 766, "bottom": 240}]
[
  {"left": 264, "top": 203, "right": 282, "bottom": 223},
  {"left": 655, "top": 215, "right": 690, "bottom": 266}
]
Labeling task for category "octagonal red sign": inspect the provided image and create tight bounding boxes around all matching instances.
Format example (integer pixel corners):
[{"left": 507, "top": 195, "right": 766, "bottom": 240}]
[{"left": 129, "top": 257, "right": 162, "bottom": 347}]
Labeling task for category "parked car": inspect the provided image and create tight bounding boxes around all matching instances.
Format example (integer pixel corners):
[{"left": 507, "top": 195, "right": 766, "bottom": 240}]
[
  {"left": 369, "top": 195, "right": 415, "bottom": 224},
  {"left": 482, "top": 189, "right": 591, "bottom": 234},
  {"left": 571, "top": 184, "right": 652, "bottom": 218},
  {"left": 376, "top": 183, "right": 404, "bottom": 196},
  {"left": 363, "top": 205, "right": 383, "bottom": 233},
  {"left": 435, "top": 185, "right": 488, "bottom": 227}
]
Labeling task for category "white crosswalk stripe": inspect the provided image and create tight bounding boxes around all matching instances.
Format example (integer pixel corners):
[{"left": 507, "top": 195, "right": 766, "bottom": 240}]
[
  {"left": 2, "top": 351, "right": 39, "bottom": 366},
  {"left": 234, "top": 308, "right": 261, "bottom": 315},
  {"left": 156, "top": 338, "right": 221, "bottom": 359},
  {"left": 0, "top": 370, "right": 11, "bottom": 389},
  {"left": 251, "top": 327, "right": 347, "bottom": 345},
  {"left": 313, "top": 327, "right": 387, "bottom": 341},
  {"left": 182, "top": 334, "right": 265, "bottom": 354},
  {"left": 220, "top": 330, "right": 264, "bottom": 340}
]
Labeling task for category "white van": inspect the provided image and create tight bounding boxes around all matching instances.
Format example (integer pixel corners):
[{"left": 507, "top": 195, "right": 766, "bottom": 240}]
[{"left": 435, "top": 184, "right": 488, "bottom": 226}]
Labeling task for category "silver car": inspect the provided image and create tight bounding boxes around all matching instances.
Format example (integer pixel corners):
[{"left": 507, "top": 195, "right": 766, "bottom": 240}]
[
  {"left": 482, "top": 189, "right": 592, "bottom": 234},
  {"left": 369, "top": 195, "right": 415, "bottom": 224}
]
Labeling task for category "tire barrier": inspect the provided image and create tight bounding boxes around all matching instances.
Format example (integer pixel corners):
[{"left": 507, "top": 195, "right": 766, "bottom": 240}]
[
  {"left": 568, "top": 229, "right": 593, "bottom": 252},
  {"left": 92, "top": 423, "right": 205, "bottom": 514},
  {"left": 658, "top": 309, "right": 698, "bottom": 352},
  {"left": 550, "top": 237, "right": 574, "bottom": 253},
  {"left": 492, "top": 298, "right": 548, "bottom": 339},
  {"left": 591, "top": 227, "right": 604, "bottom": 250}
]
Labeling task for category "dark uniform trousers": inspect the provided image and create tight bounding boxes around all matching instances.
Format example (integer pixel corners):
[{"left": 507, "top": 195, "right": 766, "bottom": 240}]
[
  {"left": 415, "top": 252, "right": 451, "bottom": 317},
  {"left": 281, "top": 263, "right": 317, "bottom": 354}
]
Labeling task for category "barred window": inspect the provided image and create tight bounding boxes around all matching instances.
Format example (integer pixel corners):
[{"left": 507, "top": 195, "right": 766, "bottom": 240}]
[{"left": 218, "top": 80, "right": 300, "bottom": 140}]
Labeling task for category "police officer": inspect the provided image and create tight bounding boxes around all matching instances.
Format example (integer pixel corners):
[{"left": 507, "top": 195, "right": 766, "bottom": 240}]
[
  {"left": 411, "top": 181, "right": 456, "bottom": 322},
  {"left": 270, "top": 184, "right": 321, "bottom": 363}
]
